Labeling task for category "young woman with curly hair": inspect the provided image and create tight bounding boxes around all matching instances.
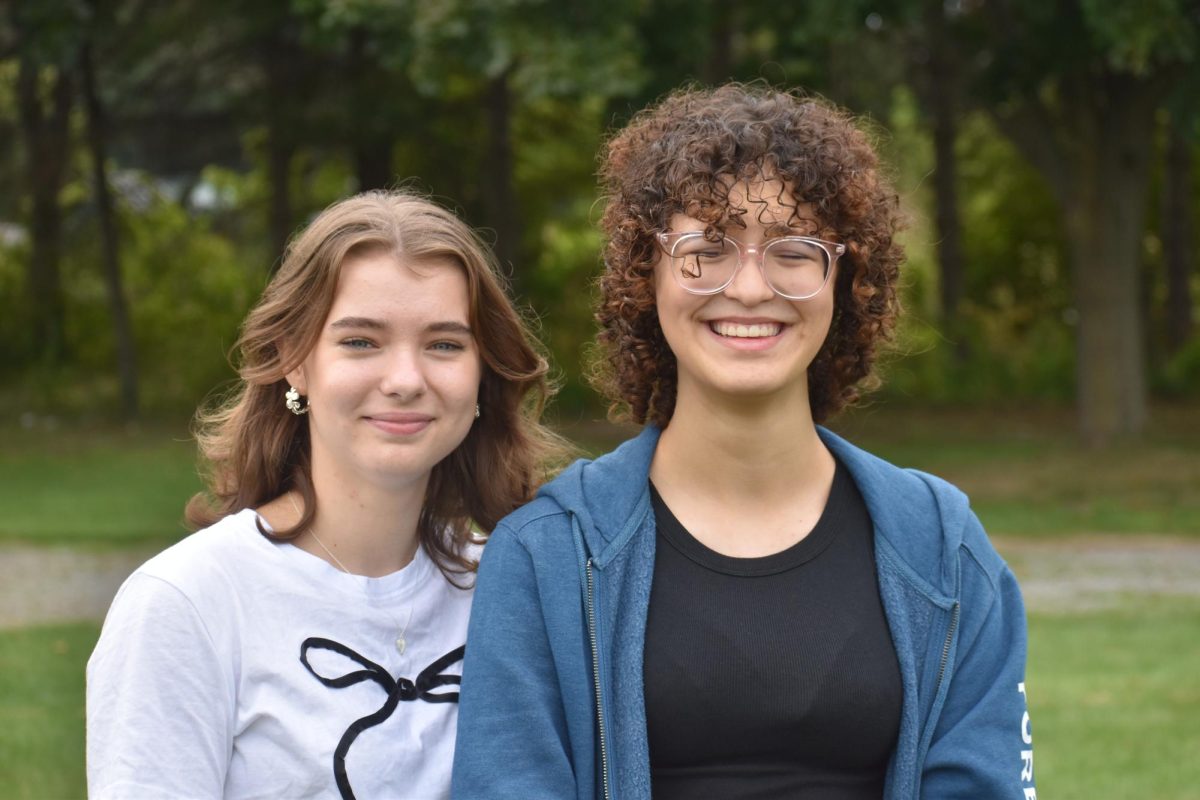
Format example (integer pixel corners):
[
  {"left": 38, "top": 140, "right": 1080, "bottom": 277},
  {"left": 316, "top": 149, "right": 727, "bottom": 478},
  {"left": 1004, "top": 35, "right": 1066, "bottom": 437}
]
[
  {"left": 453, "top": 84, "right": 1034, "bottom": 799},
  {"left": 87, "top": 190, "right": 565, "bottom": 800}
]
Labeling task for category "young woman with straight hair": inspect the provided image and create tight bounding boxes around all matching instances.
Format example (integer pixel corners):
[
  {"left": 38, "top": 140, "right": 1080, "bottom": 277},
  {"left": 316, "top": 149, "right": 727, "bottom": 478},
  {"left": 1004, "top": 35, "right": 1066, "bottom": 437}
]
[
  {"left": 453, "top": 85, "right": 1035, "bottom": 799},
  {"left": 88, "top": 190, "right": 564, "bottom": 800}
]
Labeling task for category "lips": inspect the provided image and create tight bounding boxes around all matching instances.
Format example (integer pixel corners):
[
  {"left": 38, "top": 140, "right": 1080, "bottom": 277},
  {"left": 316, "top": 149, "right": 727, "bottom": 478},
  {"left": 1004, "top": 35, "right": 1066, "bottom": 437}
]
[
  {"left": 365, "top": 412, "right": 434, "bottom": 435},
  {"left": 709, "top": 320, "right": 784, "bottom": 338}
]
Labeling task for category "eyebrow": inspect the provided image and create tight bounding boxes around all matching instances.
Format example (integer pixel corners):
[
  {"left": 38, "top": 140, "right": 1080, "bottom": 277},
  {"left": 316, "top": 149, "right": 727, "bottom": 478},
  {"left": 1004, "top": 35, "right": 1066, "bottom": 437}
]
[
  {"left": 427, "top": 321, "right": 473, "bottom": 335},
  {"left": 330, "top": 316, "right": 388, "bottom": 331},
  {"left": 328, "top": 317, "right": 473, "bottom": 335}
]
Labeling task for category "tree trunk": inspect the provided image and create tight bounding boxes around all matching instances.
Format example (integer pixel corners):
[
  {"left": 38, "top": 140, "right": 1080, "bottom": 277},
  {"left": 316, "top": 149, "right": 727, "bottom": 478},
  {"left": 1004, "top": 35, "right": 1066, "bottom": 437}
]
[
  {"left": 1163, "top": 116, "right": 1195, "bottom": 354},
  {"left": 354, "top": 138, "right": 394, "bottom": 192},
  {"left": 347, "top": 26, "right": 394, "bottom": 192},
  {"left": 267, "top": 126, "right": 294, "bottom": 265},
  {"left": 702, "top": 5, "right": 734, "bottom": 84},
  {"left": 1060, "top": 89, "right": 1154, "bottom": 445},
  {"left": 922, "top": 0, "right": 966, "bottom": 342},
  {"left": 482, "top": 69, "right": 521, "bottom": 286},
  {"left": 16, "top": 57, "right": 73, "bottom": 367},
  {"left": 261, "top": 32, "right": 298, "bottom": 269},
  {"left": 931, "top": 103, "right": 965, "bottom": 327},
  {"left": 81, "top": 36, "right": 139, "bottom": 421},
  {"left": 994, "top": 74, "right": 1158, "bottom": 445}
]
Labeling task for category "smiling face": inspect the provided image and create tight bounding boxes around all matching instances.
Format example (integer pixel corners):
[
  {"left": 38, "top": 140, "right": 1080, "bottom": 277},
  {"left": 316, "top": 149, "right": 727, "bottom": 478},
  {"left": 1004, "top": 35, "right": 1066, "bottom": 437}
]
[
  {"left": 653, "top": 179, "right": 837, "bottom": 410},
  {"left": 287, "top": 249, "right": 482, "bottom": 494}
]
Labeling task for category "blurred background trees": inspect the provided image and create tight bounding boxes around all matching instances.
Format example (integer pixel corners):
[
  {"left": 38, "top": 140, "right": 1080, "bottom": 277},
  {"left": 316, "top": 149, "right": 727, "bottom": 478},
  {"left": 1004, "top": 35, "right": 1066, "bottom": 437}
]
[{"left": 0, "top": 0, "right": 1197, "bottom": 444}]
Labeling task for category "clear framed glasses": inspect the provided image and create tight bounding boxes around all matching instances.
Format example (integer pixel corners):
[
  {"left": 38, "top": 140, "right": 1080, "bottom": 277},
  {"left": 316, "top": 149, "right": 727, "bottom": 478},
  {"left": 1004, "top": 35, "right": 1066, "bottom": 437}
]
[{"left": 656, "top": 230, "right": 844, "bottom": 300}]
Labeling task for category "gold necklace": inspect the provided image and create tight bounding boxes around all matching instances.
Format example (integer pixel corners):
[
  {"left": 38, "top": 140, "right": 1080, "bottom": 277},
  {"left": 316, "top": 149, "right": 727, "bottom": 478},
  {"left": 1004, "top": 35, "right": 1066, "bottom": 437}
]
[{"left": 287, "top": 493, "right": 414, "bottom": 655}]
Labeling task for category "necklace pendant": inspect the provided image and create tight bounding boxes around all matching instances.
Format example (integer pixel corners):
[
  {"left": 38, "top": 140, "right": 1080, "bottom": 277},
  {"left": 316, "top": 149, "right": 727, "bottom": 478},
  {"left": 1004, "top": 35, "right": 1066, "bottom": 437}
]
[{"left": 395, "top": 637, "right": 407, "bottom": 655}]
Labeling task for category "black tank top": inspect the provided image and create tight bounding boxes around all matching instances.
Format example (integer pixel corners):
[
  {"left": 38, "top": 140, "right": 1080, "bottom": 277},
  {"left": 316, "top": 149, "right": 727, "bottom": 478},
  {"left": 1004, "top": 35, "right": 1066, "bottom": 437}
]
[{"left": 644, "top": 458, "right": 902, "bottom": 799}]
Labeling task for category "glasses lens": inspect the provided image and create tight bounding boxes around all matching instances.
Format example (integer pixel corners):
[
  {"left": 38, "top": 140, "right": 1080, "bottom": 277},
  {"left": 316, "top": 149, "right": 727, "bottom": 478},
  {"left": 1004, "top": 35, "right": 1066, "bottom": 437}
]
[
  {"left": 669, "top": 233, "right": 738, "bottom": 293},
  {"left": 763, "top": 238, "right": 830, "bottom": 299}
]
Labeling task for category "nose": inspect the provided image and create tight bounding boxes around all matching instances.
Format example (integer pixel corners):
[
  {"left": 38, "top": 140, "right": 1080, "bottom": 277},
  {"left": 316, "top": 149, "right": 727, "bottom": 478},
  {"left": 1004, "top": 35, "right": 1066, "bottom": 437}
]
[
  {"left": 379, "top": 348, "right": 427, "bottom": 401},
  {"left": 722, "top": 246, "right": 776, "bottom": 306}
]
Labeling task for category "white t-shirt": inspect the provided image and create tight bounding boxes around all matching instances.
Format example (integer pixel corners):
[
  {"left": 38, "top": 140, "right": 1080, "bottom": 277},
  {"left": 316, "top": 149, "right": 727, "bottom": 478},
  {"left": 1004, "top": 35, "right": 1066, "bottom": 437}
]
[{"left": 87, "top": 509, "right": 477, "bottom": 800}]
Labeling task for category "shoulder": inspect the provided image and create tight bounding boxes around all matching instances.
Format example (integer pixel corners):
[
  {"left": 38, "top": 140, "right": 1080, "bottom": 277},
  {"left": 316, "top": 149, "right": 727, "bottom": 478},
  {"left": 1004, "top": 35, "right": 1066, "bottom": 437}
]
[
  {"left": 820, "top": 427, "right": 1009, "bottom": 590},
  {"left": 477, "top": 497, "right": 579, "bottom": 586},
  {"left": 492, "top": 495, "right": 573, "bottom": 544},
  {"left": 92, "top": 513, "right": 270, "bottom": 679},
  {"left": 120, "top": 509, "right": 273, "bottom": 615}
]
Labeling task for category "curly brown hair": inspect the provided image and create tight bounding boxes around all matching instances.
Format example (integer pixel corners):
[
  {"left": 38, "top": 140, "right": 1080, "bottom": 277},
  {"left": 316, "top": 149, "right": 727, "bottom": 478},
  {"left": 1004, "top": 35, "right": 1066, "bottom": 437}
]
[{"left": 593, "top": 83, "right": 903, "bottom": 425}]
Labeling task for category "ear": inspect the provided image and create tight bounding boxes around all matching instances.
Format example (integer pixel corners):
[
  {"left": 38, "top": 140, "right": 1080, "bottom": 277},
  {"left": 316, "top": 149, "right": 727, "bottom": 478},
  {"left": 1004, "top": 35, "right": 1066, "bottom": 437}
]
[
  {"left": 285, "top": 362, "right": 307, "bottom": 394},
  {"left": 277, "top": 335, "right": 311, "bottom": 392}
]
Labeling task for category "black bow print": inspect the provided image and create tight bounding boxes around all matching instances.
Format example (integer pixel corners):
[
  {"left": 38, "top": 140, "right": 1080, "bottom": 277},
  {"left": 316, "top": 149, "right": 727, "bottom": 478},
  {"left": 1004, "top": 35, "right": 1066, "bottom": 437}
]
[{"left": 300, "top": 637, "right": 466, "bottom": 800}]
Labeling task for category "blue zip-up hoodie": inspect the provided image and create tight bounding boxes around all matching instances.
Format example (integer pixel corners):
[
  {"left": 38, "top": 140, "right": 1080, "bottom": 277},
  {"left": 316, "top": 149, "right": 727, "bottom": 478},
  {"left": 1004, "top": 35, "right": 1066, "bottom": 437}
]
[{"left": 453, "top": 426, "right": 1035, "bottom": 799}]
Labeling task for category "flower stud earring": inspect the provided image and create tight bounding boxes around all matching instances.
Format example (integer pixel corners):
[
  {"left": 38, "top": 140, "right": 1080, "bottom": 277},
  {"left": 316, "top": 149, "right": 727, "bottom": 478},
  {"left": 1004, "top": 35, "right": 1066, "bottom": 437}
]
[{"left": 285, "top": 385, "right": 309, "bottom": 416}]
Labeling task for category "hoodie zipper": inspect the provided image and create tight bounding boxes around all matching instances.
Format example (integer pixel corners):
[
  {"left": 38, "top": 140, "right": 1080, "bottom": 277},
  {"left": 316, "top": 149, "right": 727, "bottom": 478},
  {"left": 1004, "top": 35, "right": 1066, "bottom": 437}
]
[
  {"left": 934, "top": 601, "right": 961, "bottom": 695},
  {"left": 586, "top": 559, "right": 612, "bottom": 800}
]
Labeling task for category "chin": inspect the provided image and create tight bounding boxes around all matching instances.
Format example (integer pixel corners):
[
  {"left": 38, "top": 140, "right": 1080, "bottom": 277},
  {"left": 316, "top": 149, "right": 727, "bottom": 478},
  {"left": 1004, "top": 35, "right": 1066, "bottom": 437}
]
[
  {"left": 697, "top": 370, "right": 812, "bottom": 404},
  {"left": 360, "top": 455, "right": 440, "bottom": 487}
]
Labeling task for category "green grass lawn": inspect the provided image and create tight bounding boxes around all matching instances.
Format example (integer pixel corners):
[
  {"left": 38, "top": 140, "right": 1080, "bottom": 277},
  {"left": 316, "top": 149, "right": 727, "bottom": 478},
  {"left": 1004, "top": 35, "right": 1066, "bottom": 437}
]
[
  {"left": 0, "top": 623, "right": 93, "bottom": 800},
  {"left": 1027, "top": 599, "right": 1200, "bottom": 800},
  {"left": 0, "top": 425, "right": 201, "bottom": 546},
  {"left": 4, "top": 606, "right": 1197, "bottom": 799},
  {"left": 829, "top": 403, "right": 1200, "bottom": 537}
]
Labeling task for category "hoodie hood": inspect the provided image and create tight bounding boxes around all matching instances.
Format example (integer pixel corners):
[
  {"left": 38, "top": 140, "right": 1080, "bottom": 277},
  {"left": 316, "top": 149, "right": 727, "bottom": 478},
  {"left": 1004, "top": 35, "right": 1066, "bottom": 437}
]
[
  {"left": 537, "top": 426, "right": 663, "bottom": 567},
  {"left": 537, "top": 423, "right": 970, "bottom": 596},
  {"left": 821, "top": 427, "right": 968, "bottom": 599}
]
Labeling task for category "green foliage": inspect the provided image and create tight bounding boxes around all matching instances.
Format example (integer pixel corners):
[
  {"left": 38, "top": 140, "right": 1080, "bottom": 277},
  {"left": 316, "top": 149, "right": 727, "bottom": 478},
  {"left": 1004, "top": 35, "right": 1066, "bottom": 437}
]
[
  {"left": 955, "top": 115, "right": 1068, "bottom": 313},
  {"left": 60, "top": 175, "right": 261, "bottom": 415},
  {"left": 122, "top": 187, "right": 255, "bottom": 412},
  {"left": 513, "top": 92, "right": 611, "bottom": 411},
  {"left": 1079, "top": 0, "right": 1198, "bottom": 72},
  {"left": 409, "top": 0, "right": 643, "bottom": 98},
  {"left": 883, "top": 311, "right": 1076, "bottom": 405},
  {"left": 1155, "top": 337, "right": 1200, "bottom": 397},
  {"left": 527, "top": 199, "right": 606, "bottom": 413},
  {"left": 6, "top": 0, "right": 86, "bottom": 67},
  {"left": 0, "top": 0, "right": 1196, "bottom": 421},
  {"left": 879, "top": 92, "right": 1078, "bottom": 405},
  {"left": 0, "top": 236, "right": 31, "bottom": 368}
]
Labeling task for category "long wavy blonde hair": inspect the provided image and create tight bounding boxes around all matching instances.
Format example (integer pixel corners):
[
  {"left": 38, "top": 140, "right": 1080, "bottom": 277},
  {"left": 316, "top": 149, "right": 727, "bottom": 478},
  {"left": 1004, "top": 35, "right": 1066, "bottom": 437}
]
[{"left": 186, "top": 190, "right": 566, "bottom": 582}]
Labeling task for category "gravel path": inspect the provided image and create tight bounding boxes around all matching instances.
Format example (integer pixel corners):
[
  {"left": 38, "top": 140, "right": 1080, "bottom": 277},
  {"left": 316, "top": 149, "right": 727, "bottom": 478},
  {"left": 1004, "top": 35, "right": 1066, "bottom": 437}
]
[
  {"left": 2, "top": 536, "right": 1199, "bottom": 629},
  {"left": 0, "top": 543, "right": 161, "bottom": 629},
  {"left": 994, "top": 535, "right": 1200, "bottom": 612}
]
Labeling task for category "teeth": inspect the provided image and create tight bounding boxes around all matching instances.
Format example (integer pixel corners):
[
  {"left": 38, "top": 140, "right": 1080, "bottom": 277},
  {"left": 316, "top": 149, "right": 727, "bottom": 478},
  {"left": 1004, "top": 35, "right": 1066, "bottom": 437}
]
[{"left": 711, "top": 321, "right": 782, "bottom": 338}]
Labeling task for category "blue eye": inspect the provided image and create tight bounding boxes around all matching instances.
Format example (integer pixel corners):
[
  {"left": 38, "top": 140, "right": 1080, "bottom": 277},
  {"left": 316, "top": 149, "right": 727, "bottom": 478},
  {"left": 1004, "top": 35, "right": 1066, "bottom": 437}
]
[
  {"left": 430, "top": 340, "right": 466, "bottom": 353},
  {"left": 340, "top": 338, "right": 375, "bottom": 350}
]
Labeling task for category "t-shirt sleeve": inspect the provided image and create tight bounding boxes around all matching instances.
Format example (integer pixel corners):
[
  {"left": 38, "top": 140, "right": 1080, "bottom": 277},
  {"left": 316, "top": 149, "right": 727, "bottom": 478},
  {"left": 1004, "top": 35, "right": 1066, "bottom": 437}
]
[{"left": 87, "top": 572, "right": 236, "bottom": 799}]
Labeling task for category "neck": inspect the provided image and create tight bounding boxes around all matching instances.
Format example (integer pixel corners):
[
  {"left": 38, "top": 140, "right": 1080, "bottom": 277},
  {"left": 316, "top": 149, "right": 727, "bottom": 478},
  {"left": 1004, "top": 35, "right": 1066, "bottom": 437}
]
[
  {"left": 651, "top": 378, "right": 831, "bottom": 505},
  {"left": 288, "top": 457, "right": 427, "bottom": 578}
]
